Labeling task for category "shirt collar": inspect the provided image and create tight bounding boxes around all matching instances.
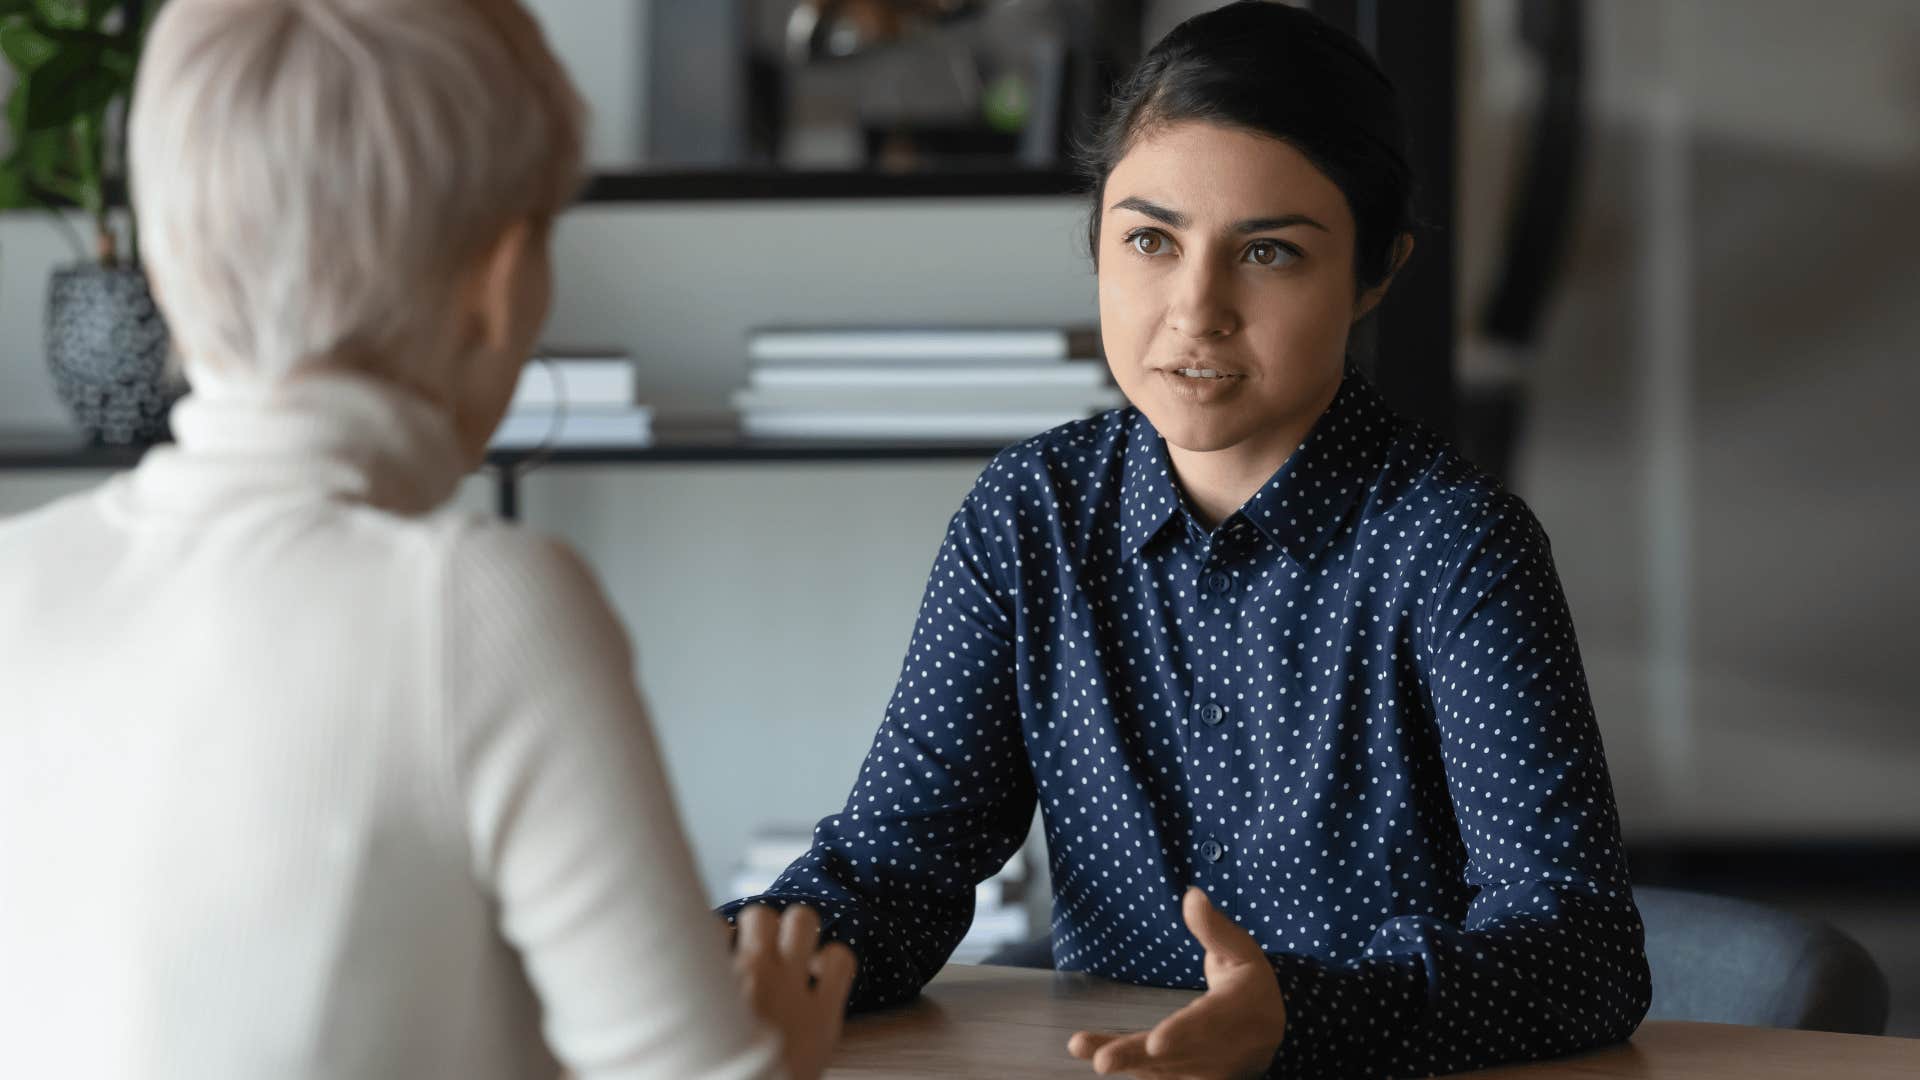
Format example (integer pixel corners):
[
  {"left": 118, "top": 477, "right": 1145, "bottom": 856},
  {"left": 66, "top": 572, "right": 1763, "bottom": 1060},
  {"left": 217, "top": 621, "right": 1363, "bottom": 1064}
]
[
  {"left": 1117, "top": 408, "right": 1185, "bottom": 559},
  {"left": 1117, "top": 369, "right": 1399, "bottom": 567}
]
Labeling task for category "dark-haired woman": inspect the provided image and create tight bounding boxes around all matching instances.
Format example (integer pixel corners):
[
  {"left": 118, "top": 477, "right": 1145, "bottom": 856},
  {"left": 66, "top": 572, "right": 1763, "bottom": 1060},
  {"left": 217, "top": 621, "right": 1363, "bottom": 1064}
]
[{"left": 726, "top": 4, "right": 1650, "bottom": 1076}]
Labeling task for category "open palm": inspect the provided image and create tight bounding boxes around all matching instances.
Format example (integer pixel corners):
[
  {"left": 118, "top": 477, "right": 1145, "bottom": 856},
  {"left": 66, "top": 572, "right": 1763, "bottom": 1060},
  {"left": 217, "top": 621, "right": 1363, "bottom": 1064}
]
[{"left": 1067, "top": 888, "right": 1288, "bottom": 1079}]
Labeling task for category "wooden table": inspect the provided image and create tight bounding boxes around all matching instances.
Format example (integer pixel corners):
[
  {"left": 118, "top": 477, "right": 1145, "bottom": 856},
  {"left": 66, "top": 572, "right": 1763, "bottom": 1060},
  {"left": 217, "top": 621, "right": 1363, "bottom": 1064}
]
[{"left": 830, "top": 964, "right": 1920, "bottom": 1078}]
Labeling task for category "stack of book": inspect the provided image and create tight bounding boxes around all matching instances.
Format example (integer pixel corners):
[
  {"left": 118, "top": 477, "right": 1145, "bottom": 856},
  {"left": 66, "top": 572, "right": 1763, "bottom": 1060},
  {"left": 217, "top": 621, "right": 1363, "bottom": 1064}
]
[
  {"left": 490, "top": 349, "right": 652, "bottom": 450},
  {"left": 734, "top": 326, "right": 1123, "bottom": 441},
  {"left": 728, "top": 823, "right": 1034, "bottom": 963}
]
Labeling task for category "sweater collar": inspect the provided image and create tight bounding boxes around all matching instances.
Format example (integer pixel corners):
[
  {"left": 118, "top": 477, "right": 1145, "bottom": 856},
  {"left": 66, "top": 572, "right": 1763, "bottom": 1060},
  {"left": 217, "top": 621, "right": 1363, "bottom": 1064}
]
[{"left": 124, "top": 370, "right": 470, "bottom": 518}]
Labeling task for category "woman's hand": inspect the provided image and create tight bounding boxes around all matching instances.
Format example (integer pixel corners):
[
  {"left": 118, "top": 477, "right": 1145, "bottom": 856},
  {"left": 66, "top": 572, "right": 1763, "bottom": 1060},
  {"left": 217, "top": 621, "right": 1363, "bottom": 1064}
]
[
  {"left": 732, "top": 903, "right": 859, "bottom": 1080},
  {"left": 1067, "top": 888, "right": 1287, "bottom": 1079}
]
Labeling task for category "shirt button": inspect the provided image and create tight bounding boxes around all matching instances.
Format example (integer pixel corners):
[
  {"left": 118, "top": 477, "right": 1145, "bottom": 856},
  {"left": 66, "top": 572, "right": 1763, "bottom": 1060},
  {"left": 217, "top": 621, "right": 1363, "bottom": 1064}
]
[
  {"left": 1199, "top": 703, "right": 1226, "bottom": 726},
  {"left": 1204, "top": 571, "right": 1232, "bottom": 595},
  {"left": 1200, "top": 839, "right": 1226, "bottom": 863}
]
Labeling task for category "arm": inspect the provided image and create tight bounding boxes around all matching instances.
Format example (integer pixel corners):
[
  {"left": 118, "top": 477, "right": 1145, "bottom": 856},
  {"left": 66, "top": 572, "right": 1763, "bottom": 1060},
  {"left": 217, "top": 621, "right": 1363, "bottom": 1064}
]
[
  {"left": 719, "top": 489, "right": 1038, "bottom": 1012},
  {"left": 443, "top": 525, "right": 786, "bottom": 1080},
  {"left": 1264, "top": 493, "right": 1651, "bottom": 1078}
]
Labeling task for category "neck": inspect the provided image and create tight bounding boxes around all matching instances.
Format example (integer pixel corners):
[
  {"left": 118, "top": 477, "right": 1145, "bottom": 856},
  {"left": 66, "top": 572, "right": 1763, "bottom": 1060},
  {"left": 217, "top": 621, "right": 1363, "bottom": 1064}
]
[{"left": 1164, "top": 377, "right": 1342, "bottom": 529}]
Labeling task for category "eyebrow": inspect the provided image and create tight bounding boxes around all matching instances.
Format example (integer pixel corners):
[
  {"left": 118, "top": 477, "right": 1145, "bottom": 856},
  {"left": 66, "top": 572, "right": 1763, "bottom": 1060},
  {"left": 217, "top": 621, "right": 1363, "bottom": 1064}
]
[{"left": 1109, "top": 196, "right": 1329, "bottom": 235}]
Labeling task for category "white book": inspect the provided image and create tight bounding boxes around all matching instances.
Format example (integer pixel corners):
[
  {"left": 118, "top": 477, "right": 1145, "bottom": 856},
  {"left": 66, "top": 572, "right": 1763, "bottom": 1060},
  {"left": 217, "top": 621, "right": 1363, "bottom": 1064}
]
[
  {"left": 750, "top": 363, "right": 1111, "bottom": 392},
  {"left": 733, "top": 386, "right": 1125, "bottom": 416},
  {"left": 740, "top": 410, "right": 1098, "bottom": 441},
  {"left": 749, "top": 327, "right": 1100, "bottom": 365},
  {"left": 490, "top": 407, "right": 653, "bottom": 449},
  {"left": 512, "top": 356, "right": 637, "bottom": 409}
]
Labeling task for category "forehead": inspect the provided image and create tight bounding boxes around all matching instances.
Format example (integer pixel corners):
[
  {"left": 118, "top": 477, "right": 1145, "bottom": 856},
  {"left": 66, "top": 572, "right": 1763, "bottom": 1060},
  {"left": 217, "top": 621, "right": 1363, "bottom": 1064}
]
[{"left": 1105, "top": 121, "right": 1353, "bottom": 232}]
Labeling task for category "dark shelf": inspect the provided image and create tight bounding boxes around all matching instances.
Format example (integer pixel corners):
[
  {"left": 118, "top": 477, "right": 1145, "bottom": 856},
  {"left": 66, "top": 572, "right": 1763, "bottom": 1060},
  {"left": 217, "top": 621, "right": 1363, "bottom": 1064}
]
[
  {"left": 491, "top": 440, "right": 1008, "bottom": 466},
  {"left": 1628, "top": 839, "right": 1920, "bottom": 896},
  {"left": 0, "top": 428, "right": 1009, "bottom": 473},
  {"left": 577, "top": 168, "right": 1086, "bottom": 202},
  {"left": 0, "top": 434, "right": 148, "bottom": 471},
  {"left": 75, "top": 169, "right": 1086, "bottom": 213}
]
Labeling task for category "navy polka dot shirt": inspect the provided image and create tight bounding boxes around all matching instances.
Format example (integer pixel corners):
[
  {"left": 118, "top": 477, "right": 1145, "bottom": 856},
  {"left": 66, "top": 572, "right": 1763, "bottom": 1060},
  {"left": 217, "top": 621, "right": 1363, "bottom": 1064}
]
[{"left": 723, "top": 371, "right": 1651, "bottom": 1077}]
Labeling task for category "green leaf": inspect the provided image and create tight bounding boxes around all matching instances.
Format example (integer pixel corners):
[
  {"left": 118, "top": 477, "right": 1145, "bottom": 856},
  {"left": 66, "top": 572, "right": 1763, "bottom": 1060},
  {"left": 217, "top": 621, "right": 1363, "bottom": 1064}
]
[
  {"left": 0, "top": 161, "right": 31, "bottom": 209},
  {"left": 0, "top": 20, "right": 57, "bottom": 69},
  {"left": 18, "top": 42, "right": 114, "bottom": 130},
  {"left": 32, "top": 0, "right": 89, "bottom": 31},
  {"left": 5, "top": 80, "right": 24, "bottom": 130},
  {"left": 9, "top": 116, "right": 73, "bottom": 180}
]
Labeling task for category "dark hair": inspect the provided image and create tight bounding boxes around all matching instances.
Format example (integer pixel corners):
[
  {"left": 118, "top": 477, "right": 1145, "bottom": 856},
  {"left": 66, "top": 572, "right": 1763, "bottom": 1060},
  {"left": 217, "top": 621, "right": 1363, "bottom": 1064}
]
[{"left": 1079, "top": 1, "right": 1414, "bottom": 289}]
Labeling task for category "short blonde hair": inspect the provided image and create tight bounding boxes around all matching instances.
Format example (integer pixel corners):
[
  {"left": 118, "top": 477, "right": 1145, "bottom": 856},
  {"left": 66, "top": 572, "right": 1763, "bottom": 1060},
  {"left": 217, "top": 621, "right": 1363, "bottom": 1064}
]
[{"left": 130, "top": 0, "right": 585, "bottom": 388}]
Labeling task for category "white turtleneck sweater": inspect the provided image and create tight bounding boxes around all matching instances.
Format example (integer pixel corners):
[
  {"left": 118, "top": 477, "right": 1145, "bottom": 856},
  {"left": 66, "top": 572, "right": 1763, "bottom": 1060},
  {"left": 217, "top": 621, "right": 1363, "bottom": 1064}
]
[{"left": 0, "top": 373, "right": 786, "bottom": 1080}]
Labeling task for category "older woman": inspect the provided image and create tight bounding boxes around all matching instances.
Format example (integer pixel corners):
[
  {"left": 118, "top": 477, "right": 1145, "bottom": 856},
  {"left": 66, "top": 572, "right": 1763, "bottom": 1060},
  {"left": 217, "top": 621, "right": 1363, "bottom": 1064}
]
[{"left": 0, "top": 1, "right": 847, "bottom": 1077}]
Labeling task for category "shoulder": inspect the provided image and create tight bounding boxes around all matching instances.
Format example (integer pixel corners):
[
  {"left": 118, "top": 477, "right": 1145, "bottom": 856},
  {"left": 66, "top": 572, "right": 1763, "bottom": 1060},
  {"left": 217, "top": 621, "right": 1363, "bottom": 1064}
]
[
  {"left": 963, "top": 407, "right": 1132, "bottom": 527},
  {"left": 436, "top": 513, "right": 615, "bottom": 628},
  {"left": 1366, "top": 420, "right": 1544, "bottom": 563},
  {"left": 0, "top": 484, "right": 103, "bottom": 550}
]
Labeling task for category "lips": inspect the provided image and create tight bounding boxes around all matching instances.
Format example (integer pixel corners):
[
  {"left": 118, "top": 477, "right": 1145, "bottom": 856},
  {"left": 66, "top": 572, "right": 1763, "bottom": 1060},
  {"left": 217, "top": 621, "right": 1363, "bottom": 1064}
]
[
  {"left": 1154, "top": 364, "right": 1244, "bottom": 381},
  {"left": 1153, "top": 367, "right": 1244, "bottom": 402}
]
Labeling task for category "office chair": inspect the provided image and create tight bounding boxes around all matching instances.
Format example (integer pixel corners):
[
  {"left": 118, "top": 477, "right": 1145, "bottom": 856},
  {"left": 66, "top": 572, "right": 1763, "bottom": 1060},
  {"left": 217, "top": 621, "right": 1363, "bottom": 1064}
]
[{"left": 1636, "top": 885, "right": 1889, "bottom": 1035}]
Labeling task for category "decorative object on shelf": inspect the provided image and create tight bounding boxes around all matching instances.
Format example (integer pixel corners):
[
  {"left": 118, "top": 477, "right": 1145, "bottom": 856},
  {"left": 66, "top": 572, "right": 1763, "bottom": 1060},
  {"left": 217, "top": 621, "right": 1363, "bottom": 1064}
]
[
  {"left": 46, "top": 265, "right": 173, "bottom": 444},
  {"left": 602, "top": 0, "right": 1141, "bottom": 184},
  {"left": 3, "top": 0, "right": 177, "bottom": 444}
]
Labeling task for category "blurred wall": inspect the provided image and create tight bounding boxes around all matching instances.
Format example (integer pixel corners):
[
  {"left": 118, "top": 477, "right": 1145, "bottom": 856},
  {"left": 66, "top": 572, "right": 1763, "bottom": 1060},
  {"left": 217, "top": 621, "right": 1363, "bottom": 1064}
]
[
  {"left": 1462, "top": 0, "right": 1920, "bottom": 840},
  {"left": 523, "top": 0, "right": 649, "bottom": 168}
]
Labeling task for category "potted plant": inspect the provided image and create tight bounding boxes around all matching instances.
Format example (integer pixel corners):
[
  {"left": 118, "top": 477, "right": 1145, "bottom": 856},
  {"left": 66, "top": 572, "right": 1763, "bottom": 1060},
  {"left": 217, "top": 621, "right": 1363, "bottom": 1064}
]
[{"left": 1, "top": 0, "right": 171, "bottom": 444}]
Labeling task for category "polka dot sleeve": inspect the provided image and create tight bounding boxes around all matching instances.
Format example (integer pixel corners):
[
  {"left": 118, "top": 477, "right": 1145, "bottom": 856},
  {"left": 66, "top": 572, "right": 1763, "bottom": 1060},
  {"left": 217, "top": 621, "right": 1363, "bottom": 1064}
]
[
  {"left": 718, "top": 491, "right": 1037, "bottom": 1011},
  {"left": 1265, "top": 494, "right": 1651, "bottom": 1078}
]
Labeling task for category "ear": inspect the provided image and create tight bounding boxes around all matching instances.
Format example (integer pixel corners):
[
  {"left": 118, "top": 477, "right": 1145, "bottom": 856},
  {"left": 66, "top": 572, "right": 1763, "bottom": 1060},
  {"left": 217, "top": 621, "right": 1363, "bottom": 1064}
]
[
  {"left": 468, "top": 219, "right": 536, "bottom": 353},
  {"left": 1352, "top": 232, "right": 1416, "bottom": 323}
]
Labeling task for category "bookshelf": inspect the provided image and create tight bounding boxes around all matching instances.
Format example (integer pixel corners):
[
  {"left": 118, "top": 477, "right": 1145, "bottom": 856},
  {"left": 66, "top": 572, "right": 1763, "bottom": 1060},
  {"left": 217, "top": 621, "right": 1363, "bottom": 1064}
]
[{"left": 0, "top": 426, "right": 1006, "bottom": 521}]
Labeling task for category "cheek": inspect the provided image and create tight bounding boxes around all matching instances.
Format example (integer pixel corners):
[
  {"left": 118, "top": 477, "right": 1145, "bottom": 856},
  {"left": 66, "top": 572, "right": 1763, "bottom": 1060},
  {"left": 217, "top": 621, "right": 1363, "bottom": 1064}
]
[
  {"left": 1247, "top": 274, "right": 1356, "bottom": 360},
  {"left": 1096, "top": 262, "right": 1159, "bottom": 370}
]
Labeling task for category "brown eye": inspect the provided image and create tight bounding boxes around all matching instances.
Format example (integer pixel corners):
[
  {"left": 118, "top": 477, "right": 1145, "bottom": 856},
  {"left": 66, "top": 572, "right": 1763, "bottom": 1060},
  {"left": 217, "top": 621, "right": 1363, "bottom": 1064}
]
[
  {"left": 1130, "top": 231, "right": 1165, "bottom": 256},
  {"left": 1244, "top": 240, "right": 1296, "bottom": 268}
]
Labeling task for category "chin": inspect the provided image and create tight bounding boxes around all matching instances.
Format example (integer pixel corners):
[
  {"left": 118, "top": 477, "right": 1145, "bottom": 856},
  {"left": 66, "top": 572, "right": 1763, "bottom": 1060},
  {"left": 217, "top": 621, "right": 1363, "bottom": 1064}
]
[{"left": 1138, "top": 403, "right": 1252, "bottom": 454}]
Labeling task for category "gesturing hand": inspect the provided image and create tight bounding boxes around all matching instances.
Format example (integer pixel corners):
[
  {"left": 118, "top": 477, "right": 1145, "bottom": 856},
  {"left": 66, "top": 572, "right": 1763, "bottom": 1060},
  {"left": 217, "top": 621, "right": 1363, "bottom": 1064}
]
[
  {"left": 1067, "top": 888, "right": 1287, "bottom": 1079},
  {"left": 732, "top": 904, "right": 859, "bottom": 1080}
]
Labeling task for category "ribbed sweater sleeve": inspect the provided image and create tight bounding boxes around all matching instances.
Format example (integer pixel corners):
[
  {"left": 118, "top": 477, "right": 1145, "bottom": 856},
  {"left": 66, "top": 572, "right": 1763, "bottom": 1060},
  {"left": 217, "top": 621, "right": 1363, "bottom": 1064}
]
[{"left": 440, "top": 522, "right": 787, "bottom": 1080}]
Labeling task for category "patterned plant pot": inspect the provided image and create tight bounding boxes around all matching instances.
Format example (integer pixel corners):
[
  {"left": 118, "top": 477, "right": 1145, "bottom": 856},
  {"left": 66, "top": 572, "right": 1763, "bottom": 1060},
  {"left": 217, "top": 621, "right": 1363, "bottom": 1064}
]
[{"left": 46, "top": 264, "right": 177, "bottom": 445}]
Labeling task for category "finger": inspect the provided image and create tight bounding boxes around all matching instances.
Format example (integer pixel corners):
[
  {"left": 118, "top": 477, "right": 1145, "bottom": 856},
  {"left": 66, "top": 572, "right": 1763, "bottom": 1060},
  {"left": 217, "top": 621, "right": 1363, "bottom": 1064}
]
[
  {"left": 1067, "top": 1030, "right": 1121, "bottom": 1061},
  {"left": 1090, "top": 1031, "right": 1154, "bottom": 1075},
  {"left": 1182, "top": 887, "right": 1261, "bottom": 963},
  {"left": 778, "top": 904, "right": 824, "bottom": 973},
  {"left": 734, "top": 904, "right": 779, "bottom": 964},
  {"left": 1142, "top": 996, "right": 1211, "bottom": 1059},
  {"left": 810, "top": 941, "right": 858, "bottom": 1004}
]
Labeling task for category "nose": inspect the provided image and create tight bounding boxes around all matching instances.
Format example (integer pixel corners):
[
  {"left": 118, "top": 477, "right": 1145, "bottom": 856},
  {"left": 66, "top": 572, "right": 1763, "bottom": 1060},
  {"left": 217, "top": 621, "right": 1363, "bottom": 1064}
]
[{"left": 1164, "top": 258, "right": 1238, "bottom": 339}]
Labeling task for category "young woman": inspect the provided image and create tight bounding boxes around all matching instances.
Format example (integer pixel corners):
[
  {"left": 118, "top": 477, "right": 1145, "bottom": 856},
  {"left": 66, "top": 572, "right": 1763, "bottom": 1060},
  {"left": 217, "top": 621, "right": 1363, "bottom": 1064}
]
[
  {"left": 0, "top": 2, "right": 847, "bottom": 1077},
  {"left": 725, "top": 4, "right": 1651, "bottom": 1077}
]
